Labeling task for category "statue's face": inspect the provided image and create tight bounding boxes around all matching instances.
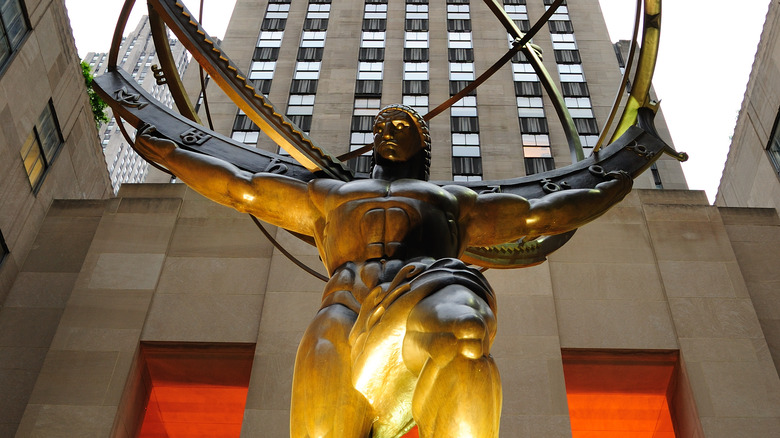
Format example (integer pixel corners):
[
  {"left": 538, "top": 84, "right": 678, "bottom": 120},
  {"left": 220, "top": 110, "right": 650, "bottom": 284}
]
[{"left": 373, "top": 110, "right": 423, "bottom": 162}]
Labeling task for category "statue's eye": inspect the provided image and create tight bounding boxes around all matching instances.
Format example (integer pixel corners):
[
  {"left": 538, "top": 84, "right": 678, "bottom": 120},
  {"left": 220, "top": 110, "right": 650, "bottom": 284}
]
[{"left": 393, "top": 121, "right": 407, "bottom": 130}]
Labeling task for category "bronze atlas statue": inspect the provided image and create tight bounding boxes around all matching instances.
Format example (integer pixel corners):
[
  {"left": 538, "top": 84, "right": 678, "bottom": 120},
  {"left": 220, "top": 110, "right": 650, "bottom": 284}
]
[{"left": 95, "top": 1, "right": 686, "bottom": 437}]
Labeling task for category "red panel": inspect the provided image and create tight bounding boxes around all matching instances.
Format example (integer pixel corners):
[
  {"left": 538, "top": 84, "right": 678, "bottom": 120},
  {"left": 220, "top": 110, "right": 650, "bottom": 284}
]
[
  {"left": 139, "top": 343, "right": 254, "bottom": 438},
  {"left": 403, "top": 425, "right": 419, "bottom": 438},
  {"left": 562, "top": 350, "right": 678, "bottom": 438}
]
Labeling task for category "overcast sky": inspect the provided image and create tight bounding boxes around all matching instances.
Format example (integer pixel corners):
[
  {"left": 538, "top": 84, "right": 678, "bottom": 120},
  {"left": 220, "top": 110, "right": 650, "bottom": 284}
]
[{"left": 65, "top": 0, "right": 770, "bottom": 202}]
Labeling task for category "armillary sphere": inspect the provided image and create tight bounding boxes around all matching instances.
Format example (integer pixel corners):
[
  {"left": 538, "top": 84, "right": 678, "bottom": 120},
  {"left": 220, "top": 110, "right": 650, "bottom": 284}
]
[{"left": 94, "top": 0, "right": 687, "bottom": 270}]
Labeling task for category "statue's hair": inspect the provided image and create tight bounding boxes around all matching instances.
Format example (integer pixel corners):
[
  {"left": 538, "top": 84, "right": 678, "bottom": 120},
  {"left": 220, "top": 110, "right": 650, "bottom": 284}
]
[{"left": 371, "top": 104, "right": 432, "bottom": 181}]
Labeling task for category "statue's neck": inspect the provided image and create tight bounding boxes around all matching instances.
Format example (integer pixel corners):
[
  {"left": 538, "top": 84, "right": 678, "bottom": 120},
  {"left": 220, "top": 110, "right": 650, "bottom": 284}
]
[{"left": 371, "top": 159, "right": 424, "bottom": 182}]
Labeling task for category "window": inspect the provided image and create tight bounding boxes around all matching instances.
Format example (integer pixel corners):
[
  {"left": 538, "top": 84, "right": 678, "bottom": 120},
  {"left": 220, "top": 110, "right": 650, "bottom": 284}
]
[
  {"left": 0, "top": 229, "right": 8, "bottom": 267},
  {"left": 362, "top": 31, "right": 386, "bottom": 48},
  {"left": 353, "top": 98, "right": 381, "bottom": 116},
  {"left": 297, "top": 47, "right": 324, "bottom": 62},
  {"left": 406, "top": 4, "right": 428, "bottom": 19},
  {"left": 287, "top": 94, "right": 315, "bottom": 115},
  {"left": 261, "top": 18, "right": 286, "bottom": 31},
  {"left": 554, "top": 49, "right": 581, "bottom": 64},
  {"left": 447, "top": 19, "right": 471, "bottom": 31},
  {"left": 558, "top": 64, "right": 584, "bottom": 82},
  {"left": 360, "top": 47, "right": 385, "bottom": 61},
  {"left": 565, "top": 97, "right": 594, "bottom": 118},
  {"left": 301, "top": 31, "right": 327, "bottom": 47},
  {"left": 551, "top": 33, "right": 577, "bottom": 50},
  {"left": 257, "top": 31, "right": 283, "bottom": 47},
  {"left": 403, "top": 62, "right": 428, "bottom": 80},
  {"left": 304, "top": 18, "right": 328, "bottom": 31},
  {"left": 512, "top": 63, "right": 538, "bottom": 82},
  {"left": 355, "top": 80, "right": 382, "bottom": 96},
  {"left": 451, "top": 96, "right": 477, "bottom": 117},
  {"left": 294, "top": 61, "right": 321, "bottom": 80},
  {"left": 562, "top": 350, "right": 682, "bottom": 438},
  {"left": 517, "top": 96, "right": 545, "bottom": 118},
  {"left": 20, "top": 100, "right": 63, "bottom": 191},
  {"left": 0, "top": 0, "right": 29, "bottom": 72},
  {"left": 404, "top": 31, "right": 428, "bottom": 48},
  {"left": 448, "top": 48, "right": 473, "bottom": 62},
  {"left": 136, "top": 343, "right": 254, "bottom": 437},
  {"left": 562, "top": 81, "right": 590, "bottom": 97},
  {"left": 449, "top": 62, "right": 474, "bottom": 81},
  {"left": 505, "top": 4, "right": 528, "bottom": 21},
  {"left": 254, "top": 47, "right": 279, "bottom": 61},
  {"left": 404, "top": 48, "right": 428, "bottom": 62},
  {"left": 290, "top": 79, "right": 318, "bottom": 94},
  {"left": 402, "top": 95, "right": 428, "bottom": 112},
  {"left": 447, "top": 32, "right": 472, "bottom": 49},
  {"left": 405, "top": 19, "right": 428, "bottom": 31},
  {"left": 249, "top": 61, "right": 276, "bottom": 80},
  {"left": 363, "top": 19, "right": 386, "bottom": 31},
  {"left": 452, "top": 157, "right": 482, "bottom": 180},
  {"left": 767, "top": 108, "right": 780, "bottom": 176},
  {"left": 357, "top": 61, "right": 382, "bottom": 80}
]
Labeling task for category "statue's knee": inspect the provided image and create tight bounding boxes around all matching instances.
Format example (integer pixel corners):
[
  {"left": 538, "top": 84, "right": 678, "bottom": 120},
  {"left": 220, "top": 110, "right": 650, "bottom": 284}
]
[{"left": 426, "top": 313, "right": 490, "bottom": 363}]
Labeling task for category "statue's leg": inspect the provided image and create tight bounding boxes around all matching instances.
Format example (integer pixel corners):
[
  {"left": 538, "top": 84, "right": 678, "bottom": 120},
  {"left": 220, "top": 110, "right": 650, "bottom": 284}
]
[
  {"left": 402, "top": 285, "right": 502, "bottom": 438},
  {"left": 291, "top": 304, "right": 374, "bottom": 438}
]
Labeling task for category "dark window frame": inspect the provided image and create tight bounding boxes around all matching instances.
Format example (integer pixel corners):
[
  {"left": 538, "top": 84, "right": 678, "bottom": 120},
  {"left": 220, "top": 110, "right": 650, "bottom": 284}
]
[
  {"left": 0, "top": 0, "right": 31, "bottom": 76},
  {"left": 766, "top": 106, "right": 780, "bottom": 179},
  {"left": 19, "top": 100, "right": 64, "bottom": 193},
  {"left": 0, "top": 229, "right": 8, "bottom": 268},
  {"left": 452, "top": 156, "right": 483, "bottom": 176}
]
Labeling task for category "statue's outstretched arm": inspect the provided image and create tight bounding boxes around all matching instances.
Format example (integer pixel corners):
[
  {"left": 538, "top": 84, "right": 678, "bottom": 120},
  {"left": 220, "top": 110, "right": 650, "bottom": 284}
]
[
  {"left": 466, "top": 171, "right": 632, "bottom": 246},
  {"left": 134, "top": 125, "right": 317, "bottom": 235}
]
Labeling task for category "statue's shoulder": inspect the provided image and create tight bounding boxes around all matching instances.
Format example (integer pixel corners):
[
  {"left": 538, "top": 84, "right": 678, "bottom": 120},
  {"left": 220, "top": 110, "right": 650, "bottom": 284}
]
[{"left": 441, "top": 183, "right": 478, "bottom": 199}]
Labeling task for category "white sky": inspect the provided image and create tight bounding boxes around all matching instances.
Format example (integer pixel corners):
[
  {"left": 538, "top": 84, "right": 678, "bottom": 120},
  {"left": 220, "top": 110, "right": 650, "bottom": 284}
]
[{"left": 65, "top": 0, "right": 770, "bottom": 202}]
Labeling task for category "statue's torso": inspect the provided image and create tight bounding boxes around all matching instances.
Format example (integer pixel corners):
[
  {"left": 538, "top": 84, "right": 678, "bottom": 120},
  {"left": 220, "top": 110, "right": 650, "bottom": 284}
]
[{"left": 311, "top": 178, "right": 468, "bottom": 274}]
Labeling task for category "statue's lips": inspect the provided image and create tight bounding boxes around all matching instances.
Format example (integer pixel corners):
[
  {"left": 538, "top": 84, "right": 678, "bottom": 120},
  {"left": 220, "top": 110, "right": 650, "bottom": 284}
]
[{"left": 378, "top": 141, "right": 400, "bottom": 155}]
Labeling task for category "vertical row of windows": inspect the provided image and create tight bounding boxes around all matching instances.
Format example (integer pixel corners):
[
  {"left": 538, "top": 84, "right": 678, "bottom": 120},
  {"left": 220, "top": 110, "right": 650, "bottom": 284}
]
[
  {"left": 503, "top": 0, "right": 554, "bottom": 175},
  {"left": 545, "top": 0, "right": 600, "bottom": 155},
  {"left": 0, "top": 0, "right": 28, "bottom": 73},
  {"left": 108, "top": 141, "right": 149, "bottom": 190},
  {"left": 19, "top": 100, "right": 64, "bottom": 192},
  {"left": 348, "top": 0, "right": 388, "bottom": 174},
  {"left": 231, "top": 0, "right": 292, "bottom": 145},
  {"left": 283, "top": 0, "right": 332, "bottom": 141},
  {"left": 448, "top": 1, "right": 482, "bottom": 181},
  {"left": 402, "top": 1, "right": 430, "bottom": 115}
]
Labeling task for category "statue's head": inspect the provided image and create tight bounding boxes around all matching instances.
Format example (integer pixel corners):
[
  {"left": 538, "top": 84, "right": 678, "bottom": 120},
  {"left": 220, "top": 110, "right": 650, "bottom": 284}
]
[{"left": 372, "top": 104, "right": 431, "bottom": 180}]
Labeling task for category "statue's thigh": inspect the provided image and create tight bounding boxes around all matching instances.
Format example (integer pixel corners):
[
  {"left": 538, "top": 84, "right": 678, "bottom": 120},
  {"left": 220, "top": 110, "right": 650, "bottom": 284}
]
[{"left": 291, "top": 304, "right": 374, "bottom": 438}]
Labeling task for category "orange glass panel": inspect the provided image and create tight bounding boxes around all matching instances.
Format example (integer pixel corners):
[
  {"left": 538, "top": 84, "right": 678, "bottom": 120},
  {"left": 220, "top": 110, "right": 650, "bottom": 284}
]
[
  {"left": 562, "top": 350, "right": 678, "bottom": 438},
  {"left": 139, "top": 343, "right": 254, "bottom": 438},
  {"left": 402, "top": 425, "right": 419, "bottom": 437}
]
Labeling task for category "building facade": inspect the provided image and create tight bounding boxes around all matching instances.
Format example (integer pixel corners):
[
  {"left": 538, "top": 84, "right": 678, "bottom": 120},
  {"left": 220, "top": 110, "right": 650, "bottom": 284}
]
[
  {"left": 717, "top": 1, "right": 779, "bottom": 210},
  {"left": 84, "top": 15, "right": 189, "bottom": 194},
  {"left": 4, "top": 0, "right": 780, "bottom": 437},
  {"left": 0, "top": 0, "right": 111, "bottom": 435}
]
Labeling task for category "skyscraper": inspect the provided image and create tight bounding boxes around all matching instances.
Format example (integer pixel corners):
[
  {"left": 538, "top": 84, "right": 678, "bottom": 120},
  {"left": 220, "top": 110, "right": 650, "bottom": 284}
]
[
  {"left": 85, "top": 15, "right": 190, "bottom": 193},
  {"left": 185, "top": 0, "right": 688, "bottom": 190}
]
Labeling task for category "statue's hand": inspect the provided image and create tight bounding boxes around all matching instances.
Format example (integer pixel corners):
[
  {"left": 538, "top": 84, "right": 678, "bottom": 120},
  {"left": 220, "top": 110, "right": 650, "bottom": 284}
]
[
  {"left": 603, "top": 170, "right": 633, "bottom": 198},
  {"left": 134, "top": 124, "right": 177, "bottom": 163}
]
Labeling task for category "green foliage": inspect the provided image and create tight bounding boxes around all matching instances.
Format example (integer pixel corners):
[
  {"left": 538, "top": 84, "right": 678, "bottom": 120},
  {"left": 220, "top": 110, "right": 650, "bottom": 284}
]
[{"left": 81, "top": 61, "right": 110, "bottom": 128}]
